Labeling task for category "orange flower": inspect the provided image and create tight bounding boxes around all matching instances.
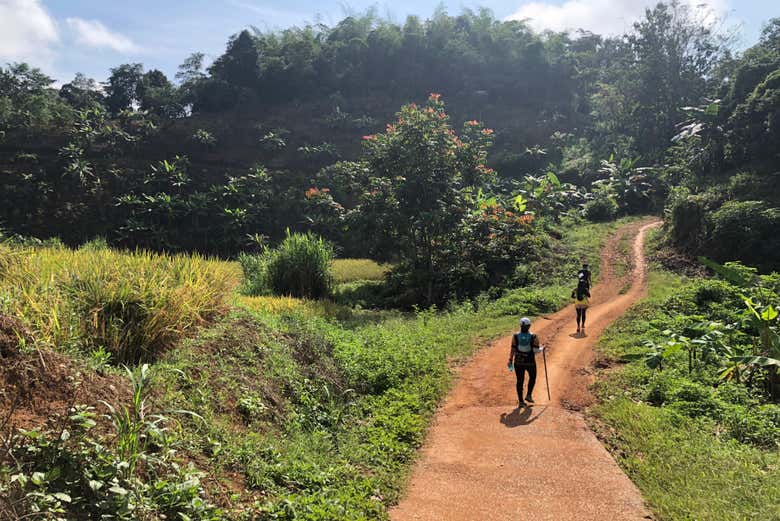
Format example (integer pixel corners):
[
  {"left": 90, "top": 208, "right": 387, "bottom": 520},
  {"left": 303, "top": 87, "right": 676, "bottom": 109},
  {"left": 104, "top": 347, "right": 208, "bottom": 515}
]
[
  {"left": 438, "top": 112, "right": 446, "bottom": 120},
  {"left": 518, "top": 214, "right": 535, "bottom": 225},
  {"left": 305, "top": 188, "right": 320, "bottom": 199},
  {"left": 481, "top": 128, "right": 494, "bottom": 136},
  {"left": 386, "top": 124, "right": 397, "bottom": 133},
  {"left": 466, "top": 120, "right": 480, "bottom": 126},
  {"left": 426, "top": 107, "right": 435, "bottom": 114},
  {"left": 477, "top": 164, "right": 495, "bottom": 175},
  {"left": 429, "top": 93, "right": 442, "bottom": 101},
  {"left": 362, "top": 134, "right": 377, "bottom": 141}
]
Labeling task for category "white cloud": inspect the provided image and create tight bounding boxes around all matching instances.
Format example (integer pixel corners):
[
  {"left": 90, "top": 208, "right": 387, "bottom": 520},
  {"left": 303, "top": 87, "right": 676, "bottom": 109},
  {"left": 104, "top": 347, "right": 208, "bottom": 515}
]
[
  {"left": 0, "top": 0, "right": 59, "bottom": 65},
  {"left": 66, "top": 17, "right": 139, "bottom": 53},
  {"left": 506, "top": 0, "right": 729, "bottom": 36}
]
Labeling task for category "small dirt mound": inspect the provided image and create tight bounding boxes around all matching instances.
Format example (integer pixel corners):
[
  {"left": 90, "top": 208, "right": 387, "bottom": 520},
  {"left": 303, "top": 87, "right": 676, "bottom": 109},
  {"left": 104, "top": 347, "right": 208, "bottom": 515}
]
[
  {"left": 0, "top": 314, "right": 31, "bottom": 359},
  {"left": 0, "top": 349, "right": 128, "bottom": 431}
]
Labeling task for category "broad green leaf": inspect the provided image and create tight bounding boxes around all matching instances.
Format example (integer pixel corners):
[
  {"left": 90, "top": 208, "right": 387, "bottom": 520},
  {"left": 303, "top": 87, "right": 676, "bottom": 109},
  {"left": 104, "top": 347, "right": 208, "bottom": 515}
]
[
  {"left": 109, "top": 485, "right": 129, "bottom": 496},
  {"left": 730, "top": 355, "right": 780, "bottom": 367},
  {"left": 513, "top": 194, "right": 527, "bottom": 212},
  {"left": 704, "top": 101, "right": 720, "bottom": 117},
  {"left": 761, "top": 305, "right": 778, "bottom": 321}
]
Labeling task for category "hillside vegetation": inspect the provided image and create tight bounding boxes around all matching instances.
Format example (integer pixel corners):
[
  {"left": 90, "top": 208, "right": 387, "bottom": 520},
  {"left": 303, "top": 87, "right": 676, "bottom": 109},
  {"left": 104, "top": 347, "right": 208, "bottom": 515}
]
[
  {"left": 0, "top": 219, "right": 618, "bottom": 519},
  {"left": 1, "top": 1, "right": 780, "bottom": 519}
]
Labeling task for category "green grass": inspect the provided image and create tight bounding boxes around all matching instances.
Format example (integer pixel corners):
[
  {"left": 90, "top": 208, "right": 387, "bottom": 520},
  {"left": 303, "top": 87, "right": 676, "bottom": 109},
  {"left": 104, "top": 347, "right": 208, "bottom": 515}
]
[
  {"left": 590, "top": 266, "right": 780, "bottom": 521},
  {"left": 594, "top": 399, "right": 779, "bottom": 521},
  {"left": 153, "top": 303, "right": 525, "bottom": 518}
]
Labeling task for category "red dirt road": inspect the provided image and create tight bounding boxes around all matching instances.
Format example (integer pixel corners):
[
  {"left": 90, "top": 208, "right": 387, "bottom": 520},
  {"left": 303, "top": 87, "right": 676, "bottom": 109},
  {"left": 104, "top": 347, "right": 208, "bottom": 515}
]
[{"left": 390, "top": 220, "right": 661, "bottom": 521}]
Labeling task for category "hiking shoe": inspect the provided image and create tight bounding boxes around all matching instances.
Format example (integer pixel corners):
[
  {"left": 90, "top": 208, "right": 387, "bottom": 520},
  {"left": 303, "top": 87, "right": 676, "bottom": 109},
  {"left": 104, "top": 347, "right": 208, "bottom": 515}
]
[
  {"left": 576, "top": 327, "right": 580, "bottom": 333},
  {"left": 518, "top": 400, "right": 526, "bottom": 408},
  {"left": 525, "top": 395, "right": 534, "bottom": 403}
]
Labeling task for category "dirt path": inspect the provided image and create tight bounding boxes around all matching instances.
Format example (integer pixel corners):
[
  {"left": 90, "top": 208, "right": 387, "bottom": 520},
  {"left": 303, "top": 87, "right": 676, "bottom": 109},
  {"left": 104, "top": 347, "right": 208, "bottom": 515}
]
[{"left": 390, "top": 220, "right": 661, "bottom": 521}]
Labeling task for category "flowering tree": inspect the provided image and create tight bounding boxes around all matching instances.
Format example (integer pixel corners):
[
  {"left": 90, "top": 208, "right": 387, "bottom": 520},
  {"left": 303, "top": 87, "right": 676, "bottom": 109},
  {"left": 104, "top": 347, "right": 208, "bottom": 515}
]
[{"left": 319, "top": 94, "right": 536, "bottom": 304}]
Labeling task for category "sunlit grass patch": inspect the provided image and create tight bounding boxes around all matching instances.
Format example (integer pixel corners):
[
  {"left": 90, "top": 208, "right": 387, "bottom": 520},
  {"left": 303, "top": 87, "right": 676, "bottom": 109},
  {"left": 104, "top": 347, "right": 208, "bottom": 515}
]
[
  {"left": 331, "top": 259, "right": 390, "bottom": 283},
  {"left": 236, "top": 294, "right": 351, "bottom": 320}
]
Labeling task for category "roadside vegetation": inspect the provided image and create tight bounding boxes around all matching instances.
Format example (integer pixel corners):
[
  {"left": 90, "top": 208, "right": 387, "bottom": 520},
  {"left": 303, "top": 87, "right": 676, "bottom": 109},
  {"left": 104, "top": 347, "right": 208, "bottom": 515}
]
[
  {"left": 590, "top": 231, "right": 780, "bottom": 520},
  {"left": 0, "top": 215, "right": 617, "bottom": 519}
]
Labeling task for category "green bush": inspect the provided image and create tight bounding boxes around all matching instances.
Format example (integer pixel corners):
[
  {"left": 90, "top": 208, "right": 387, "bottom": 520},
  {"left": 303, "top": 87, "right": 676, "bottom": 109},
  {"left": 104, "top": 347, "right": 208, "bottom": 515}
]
[
  {"left": 333, "top": 280, "right": 388, "bottom": 308},
  {"left": 706, "top": 200, "right": 780, "bottom": 271},
  {"left": 584, "top": 196, "right": 618, "bottom": 222},
  {"left": 667, "top": 192, "right": 709, "bottom": 250},
  {"left": 241, "top": 232, "right": 334, "bottom": 299},
  {"left": 238, "top": 252, "right": 268, "bottom": 296}
]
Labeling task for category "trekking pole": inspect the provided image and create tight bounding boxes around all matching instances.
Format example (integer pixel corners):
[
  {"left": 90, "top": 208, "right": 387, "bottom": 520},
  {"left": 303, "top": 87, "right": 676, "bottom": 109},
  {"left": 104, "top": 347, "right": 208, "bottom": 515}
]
[{"left": 542, "top": 346, "right": 551, "bottom": 401}]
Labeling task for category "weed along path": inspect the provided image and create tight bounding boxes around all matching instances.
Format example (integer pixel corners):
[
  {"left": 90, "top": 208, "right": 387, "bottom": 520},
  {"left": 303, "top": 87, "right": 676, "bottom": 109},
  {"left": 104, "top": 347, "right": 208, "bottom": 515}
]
[{"left": 390, "top": 219, "right": 661, "bottom": 521}]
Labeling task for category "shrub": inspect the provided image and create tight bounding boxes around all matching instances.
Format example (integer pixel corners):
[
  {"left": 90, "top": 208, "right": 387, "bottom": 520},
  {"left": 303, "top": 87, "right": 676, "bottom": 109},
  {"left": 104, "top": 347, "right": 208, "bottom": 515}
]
[
  {"left": 584, "top": 196, "right": 618, "bottom": 222},
  {"left": 667, "top": 192, "right": 709, "bottom": 250},
  {"left": 242, "top": 232, "right": 334, "bottom": 299},
  {"left": 706, "top": 200, "right": 780, "bottom": 271},
  {"left": 238, "top": 252, "right": 268, "bottom": 296},
  {"left": 78, "top": 237, "right": 109, "bottom": 251},
  {"left": 333, "top": 280, "right": 388, "bottom": 308}
]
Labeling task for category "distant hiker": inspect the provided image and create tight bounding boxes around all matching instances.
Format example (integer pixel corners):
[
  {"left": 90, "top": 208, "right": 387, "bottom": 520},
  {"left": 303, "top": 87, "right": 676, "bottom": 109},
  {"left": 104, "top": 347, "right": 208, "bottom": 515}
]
[
  {"left": 572, "top": 281, "right": 591, "bottom": 333},
  {"left": 507, "top": 317, "right": 543, "bottom": 407},
  {"left": 578, "top": 262, "right": 592, "bottom": 289}
]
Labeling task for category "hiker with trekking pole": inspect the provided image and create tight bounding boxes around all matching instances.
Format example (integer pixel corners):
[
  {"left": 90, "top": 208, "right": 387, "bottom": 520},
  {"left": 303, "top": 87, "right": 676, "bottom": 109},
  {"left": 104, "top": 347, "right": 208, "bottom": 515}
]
[{"left": 507, "top": 317, "right": 550, "bottom": 407}]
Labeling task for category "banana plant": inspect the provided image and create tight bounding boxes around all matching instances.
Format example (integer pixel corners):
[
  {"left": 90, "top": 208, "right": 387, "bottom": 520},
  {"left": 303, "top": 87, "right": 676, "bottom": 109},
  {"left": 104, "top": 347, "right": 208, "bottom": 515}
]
[
  {"left": 743, "top": 297, "right": 780, "bottom": 399},
  {"left": 624, "top": 335, "right": 685, "bottom": 372}
]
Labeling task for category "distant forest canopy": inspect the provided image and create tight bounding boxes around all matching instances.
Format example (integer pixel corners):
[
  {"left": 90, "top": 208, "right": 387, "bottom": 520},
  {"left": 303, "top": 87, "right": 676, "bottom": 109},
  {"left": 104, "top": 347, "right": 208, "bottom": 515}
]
[{"left": 0, "top": 2, "right": 779, "bottom": 268}]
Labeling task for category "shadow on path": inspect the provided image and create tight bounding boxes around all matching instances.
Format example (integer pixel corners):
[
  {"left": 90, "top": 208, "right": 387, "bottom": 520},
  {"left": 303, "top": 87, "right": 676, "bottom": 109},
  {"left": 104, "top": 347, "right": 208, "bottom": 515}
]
[{"left": 499, "top": 405, "right": 549, "bottom": 428}]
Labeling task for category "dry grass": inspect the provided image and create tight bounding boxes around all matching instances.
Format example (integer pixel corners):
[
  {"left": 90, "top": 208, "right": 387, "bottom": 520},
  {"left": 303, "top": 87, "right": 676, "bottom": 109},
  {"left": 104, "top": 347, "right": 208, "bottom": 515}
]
[{"left": 0, "top": 244, "right": 239, "bottom": 362}]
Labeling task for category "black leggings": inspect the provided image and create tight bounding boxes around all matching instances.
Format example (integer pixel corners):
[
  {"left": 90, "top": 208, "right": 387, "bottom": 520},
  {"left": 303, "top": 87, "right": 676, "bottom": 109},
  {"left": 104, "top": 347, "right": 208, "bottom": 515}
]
[
  {"left": 576, "top": 307, "right": 587, "bottom": 326},
  {"left": 514, "top": 361, "right": 537, "bottom": 400}
]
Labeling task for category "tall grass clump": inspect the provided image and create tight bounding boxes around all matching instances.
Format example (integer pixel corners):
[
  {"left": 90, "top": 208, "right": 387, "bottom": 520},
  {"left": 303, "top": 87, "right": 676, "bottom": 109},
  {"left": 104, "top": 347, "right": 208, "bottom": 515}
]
[
  {"left": 240, "top": 231, "right": 334, "bottom": 299},
  {"left": 0, "top": 246, "right": 238, "bottom": 363}
]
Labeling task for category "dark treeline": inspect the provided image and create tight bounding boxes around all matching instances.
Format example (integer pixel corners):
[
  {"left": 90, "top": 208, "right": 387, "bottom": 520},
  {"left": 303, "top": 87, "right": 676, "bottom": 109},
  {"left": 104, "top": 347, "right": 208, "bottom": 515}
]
[{"left": 0, "top": 2, "right": 779, "bottom": 272}]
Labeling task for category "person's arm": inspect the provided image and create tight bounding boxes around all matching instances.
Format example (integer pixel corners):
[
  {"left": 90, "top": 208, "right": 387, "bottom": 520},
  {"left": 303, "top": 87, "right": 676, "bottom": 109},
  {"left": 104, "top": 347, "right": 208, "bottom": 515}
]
[
  {"left": 508, "top": 335, "right": 516, "bottom": 365},
  {"left": 532, "top": 334, "right": 543, "bottom": 353}
]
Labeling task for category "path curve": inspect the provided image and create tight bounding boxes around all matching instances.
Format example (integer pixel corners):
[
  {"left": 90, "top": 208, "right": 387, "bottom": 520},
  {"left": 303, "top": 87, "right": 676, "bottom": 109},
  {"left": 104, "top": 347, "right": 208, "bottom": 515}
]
[{"left": 390, "top": 220, "right": 661, "bottom": 521}]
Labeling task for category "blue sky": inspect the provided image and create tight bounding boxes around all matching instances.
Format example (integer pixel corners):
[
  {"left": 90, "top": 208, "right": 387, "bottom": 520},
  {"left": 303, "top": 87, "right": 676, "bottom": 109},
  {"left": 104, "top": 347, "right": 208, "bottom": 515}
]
[{"left": 1, "top": 0, "right": 777, "bottom": 83}]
